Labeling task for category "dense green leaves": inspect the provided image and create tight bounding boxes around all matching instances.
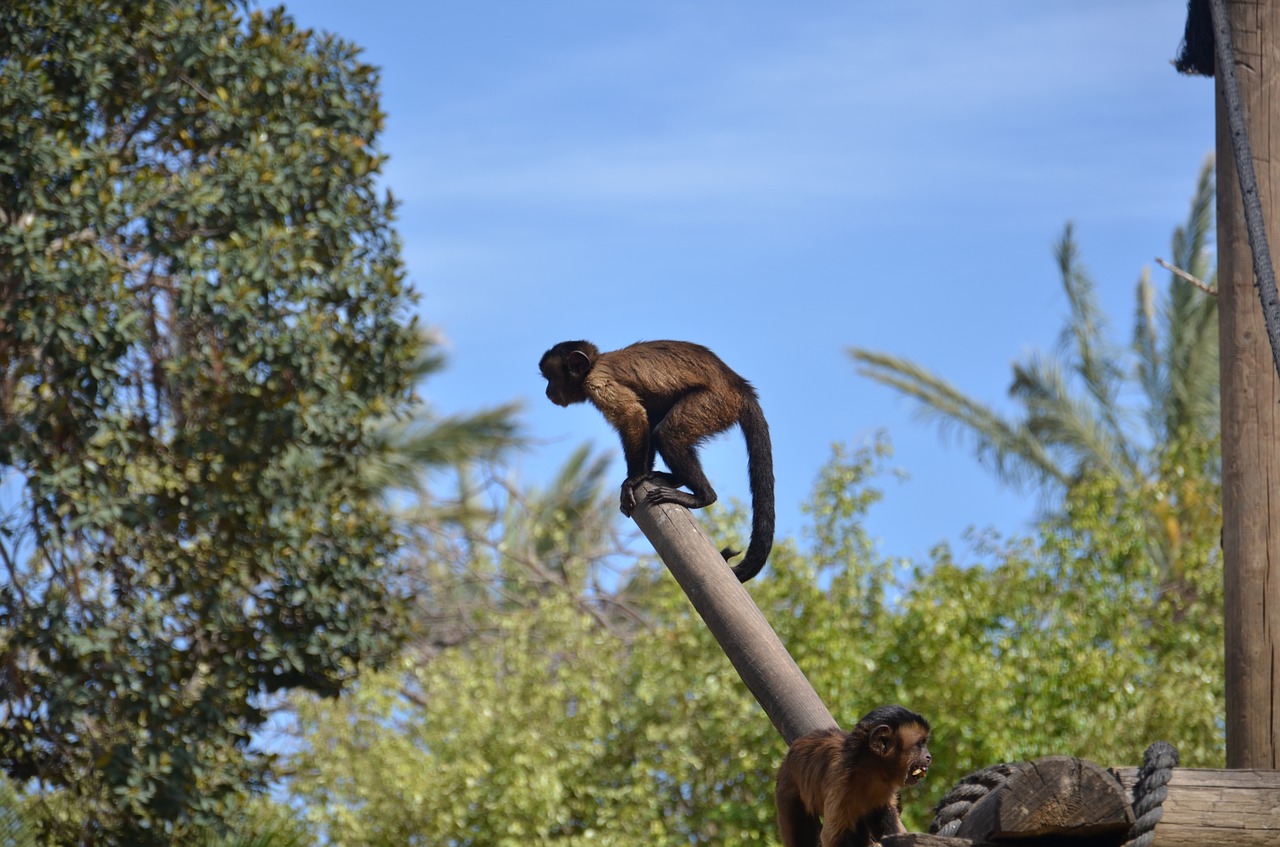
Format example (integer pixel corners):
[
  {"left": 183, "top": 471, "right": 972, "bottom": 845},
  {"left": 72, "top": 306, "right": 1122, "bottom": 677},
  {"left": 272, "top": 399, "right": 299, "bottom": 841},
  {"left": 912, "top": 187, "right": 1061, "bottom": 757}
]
[
  {"left": 284, "top": 438, "right": 1224, "bottom": 846},
  {"left": 0, "top": 0, "right": 418, "bottom": 841}
]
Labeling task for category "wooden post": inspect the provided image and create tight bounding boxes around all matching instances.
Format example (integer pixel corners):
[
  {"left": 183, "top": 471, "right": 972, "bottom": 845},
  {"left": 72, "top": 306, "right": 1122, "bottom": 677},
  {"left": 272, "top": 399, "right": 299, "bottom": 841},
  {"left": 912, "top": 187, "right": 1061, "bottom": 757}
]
[
  {"left": 630, "top": 479, "right": 836, "bottom": 744},
  {"left": 1216, "top": 0, "right": 1280, "bottom": 769}
]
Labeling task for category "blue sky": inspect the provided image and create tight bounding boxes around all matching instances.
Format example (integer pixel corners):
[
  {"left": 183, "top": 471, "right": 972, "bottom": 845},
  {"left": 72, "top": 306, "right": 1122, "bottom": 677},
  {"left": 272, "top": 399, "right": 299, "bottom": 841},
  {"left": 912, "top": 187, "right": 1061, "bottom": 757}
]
[{"left": 288, "top": 1, "right": 1215, "bottom": 563}]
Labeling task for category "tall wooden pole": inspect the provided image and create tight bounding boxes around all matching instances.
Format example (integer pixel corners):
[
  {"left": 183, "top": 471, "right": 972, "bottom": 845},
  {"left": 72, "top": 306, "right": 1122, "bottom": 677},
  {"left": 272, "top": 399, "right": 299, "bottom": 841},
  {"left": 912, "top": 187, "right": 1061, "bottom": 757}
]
[{"left": 1216, "top": 0, "right": 1280, "bottom": 770}]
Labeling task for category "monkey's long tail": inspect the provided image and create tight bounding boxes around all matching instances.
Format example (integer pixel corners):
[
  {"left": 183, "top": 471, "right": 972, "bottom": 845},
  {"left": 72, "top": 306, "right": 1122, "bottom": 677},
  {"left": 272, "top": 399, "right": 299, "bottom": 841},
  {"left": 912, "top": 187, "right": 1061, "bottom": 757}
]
[{"left": 732, "top": 396, "right": 775, "bottom": 582}]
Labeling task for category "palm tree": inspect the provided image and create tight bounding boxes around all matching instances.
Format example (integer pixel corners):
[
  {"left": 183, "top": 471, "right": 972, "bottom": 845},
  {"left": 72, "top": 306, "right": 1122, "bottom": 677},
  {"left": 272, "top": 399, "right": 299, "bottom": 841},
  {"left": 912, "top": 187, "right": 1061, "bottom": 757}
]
[
  {"left": 850, "top": 158, "right": 1218, "bottom": 570},
  {"left": 360, "top": 328, "right": 522, "bottom": 495}
]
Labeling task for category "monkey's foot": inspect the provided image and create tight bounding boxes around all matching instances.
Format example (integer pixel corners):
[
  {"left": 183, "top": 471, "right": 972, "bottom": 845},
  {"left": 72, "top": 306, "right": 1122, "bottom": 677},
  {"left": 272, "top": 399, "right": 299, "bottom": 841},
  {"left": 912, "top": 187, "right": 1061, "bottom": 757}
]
[
  {"left": 643, "top": 471, "right": 682, "bottom": 488},
  {"left": 643, "top": 485, "right": 713, "bottom": 510}
]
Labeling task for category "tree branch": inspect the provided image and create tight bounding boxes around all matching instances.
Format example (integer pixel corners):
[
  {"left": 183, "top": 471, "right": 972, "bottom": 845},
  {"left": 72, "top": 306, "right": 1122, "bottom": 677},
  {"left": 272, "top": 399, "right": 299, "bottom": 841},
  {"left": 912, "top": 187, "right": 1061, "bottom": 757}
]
[{"left": 1156, "top": 257, "right": 1217, "bottom": 296}]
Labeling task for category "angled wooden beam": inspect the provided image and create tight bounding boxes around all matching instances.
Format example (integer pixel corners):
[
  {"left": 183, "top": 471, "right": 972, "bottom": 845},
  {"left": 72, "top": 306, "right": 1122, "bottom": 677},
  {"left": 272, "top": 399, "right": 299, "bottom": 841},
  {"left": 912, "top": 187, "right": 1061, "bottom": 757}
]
[{"left": 631, "top": 479, "right": 836, "bottom": 744}]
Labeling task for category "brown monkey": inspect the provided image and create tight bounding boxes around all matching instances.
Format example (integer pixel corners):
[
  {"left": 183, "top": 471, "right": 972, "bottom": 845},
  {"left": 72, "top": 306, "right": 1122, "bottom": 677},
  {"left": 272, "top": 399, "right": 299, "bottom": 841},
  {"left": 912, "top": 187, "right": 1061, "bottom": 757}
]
[
  {"left": 775, "top": 705, "right": 932, "bottom": 847},
  {"left": 538, "top": 339, "right": 774, "bottom": 581}
]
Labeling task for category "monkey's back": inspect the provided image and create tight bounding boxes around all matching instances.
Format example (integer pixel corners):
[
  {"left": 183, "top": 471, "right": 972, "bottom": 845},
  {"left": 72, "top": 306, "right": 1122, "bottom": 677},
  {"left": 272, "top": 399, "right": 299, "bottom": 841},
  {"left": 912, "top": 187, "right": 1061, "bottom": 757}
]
[
  {"left": 589, "top": 340, "right": 755, "bottom": 404},
  {"left": 778, "top": 728, "right": 848, "bottom": 816}
]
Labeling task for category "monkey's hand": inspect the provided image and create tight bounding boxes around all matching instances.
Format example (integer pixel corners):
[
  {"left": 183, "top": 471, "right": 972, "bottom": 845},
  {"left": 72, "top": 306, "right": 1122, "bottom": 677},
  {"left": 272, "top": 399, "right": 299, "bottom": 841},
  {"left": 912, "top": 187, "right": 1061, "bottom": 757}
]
[{"left": 621, "top": 472, "right": 674, "bottom": 516}]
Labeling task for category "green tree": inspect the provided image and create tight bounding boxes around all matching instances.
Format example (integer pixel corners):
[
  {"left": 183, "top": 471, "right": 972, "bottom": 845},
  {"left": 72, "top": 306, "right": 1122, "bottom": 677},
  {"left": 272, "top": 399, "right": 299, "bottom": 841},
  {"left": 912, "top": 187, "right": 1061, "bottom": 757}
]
[
  {"left": 386, "top": 445, "right": 627, "bottom": 672},
  {"left": 0, "top": 1, "right": 425, "bottom": 841},
  {"left": 0, "top": 773, "right": 36, "bottom": 847},
  {"left": 887, "top": 469, "right": 1223, "bottom": 773},
  {"left": 850, "top": 159, "right": 1218, "bottom": 573},
  {"left": 283, "top": 438, "right": 1225, "bottom": 846},
  {"left": 286, "top": 447, "right": 656, "bottom": 846}
]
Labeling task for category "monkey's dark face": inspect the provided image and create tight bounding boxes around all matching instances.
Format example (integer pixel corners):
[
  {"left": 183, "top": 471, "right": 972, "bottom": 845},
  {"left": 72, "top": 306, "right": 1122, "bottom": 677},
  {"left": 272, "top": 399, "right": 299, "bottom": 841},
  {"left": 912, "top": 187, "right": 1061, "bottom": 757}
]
[
  {"left": 900, "top": 723, "right": 932, "bottom": 786},
  {"left": 540, "top": 354, "right": 580, "bottom": 406},
  {"left": 539, "top": 342, "right": 597, "bottom": 407},
  {"left": 540, "top": 360, "right": 568, "bottom": 405}
]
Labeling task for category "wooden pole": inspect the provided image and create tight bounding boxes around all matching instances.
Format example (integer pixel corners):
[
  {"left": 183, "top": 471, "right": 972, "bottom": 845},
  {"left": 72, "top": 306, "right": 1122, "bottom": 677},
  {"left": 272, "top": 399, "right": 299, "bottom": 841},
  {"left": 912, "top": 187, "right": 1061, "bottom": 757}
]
[
  {"left": 1215, "top": 0, "right": 1280, "bottom": 769},
  {"left": 630, "top": 479, "right": 836, "bottom": 744}
]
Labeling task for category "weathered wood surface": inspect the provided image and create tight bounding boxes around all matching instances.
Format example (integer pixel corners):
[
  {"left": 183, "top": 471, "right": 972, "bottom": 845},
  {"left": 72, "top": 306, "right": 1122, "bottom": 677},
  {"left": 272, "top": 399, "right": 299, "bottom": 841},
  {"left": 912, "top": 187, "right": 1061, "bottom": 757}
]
[
  {"left": 1112, "top": 766, "right": 1280, "bottom": 847},
  {"left": 1216, "top": 0, "right": 1280, "bottom": 769},
  {"left": 631, "top": 479, "right": 836, "bottom": 744},
  {"left": 953, "top": 756, "right": 1133, "bottom": 842},
  {"left": 883, "top": 835, "right": 971, "bottom": 847}
]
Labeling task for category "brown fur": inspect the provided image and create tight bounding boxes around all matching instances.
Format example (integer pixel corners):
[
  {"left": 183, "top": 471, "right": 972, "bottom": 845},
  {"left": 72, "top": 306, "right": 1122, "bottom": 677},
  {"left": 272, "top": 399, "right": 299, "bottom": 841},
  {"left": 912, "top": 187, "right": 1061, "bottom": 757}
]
[
  {"left": 539, "top": 339, "right": 775, "bottom": 581},
  {"left": 776, "top": 706, "right": 932, "bottom": 847}
]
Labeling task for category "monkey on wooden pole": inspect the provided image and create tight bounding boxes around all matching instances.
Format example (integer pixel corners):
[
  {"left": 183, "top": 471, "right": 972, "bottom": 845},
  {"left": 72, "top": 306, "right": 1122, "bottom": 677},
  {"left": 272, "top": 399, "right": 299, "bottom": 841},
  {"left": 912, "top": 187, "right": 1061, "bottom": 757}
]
[
  {"left": 539, "top": 339, "right": 775, "bottom": 581},
  {"left": 628, "top": 486, "right": 934, "bottom": 846}
]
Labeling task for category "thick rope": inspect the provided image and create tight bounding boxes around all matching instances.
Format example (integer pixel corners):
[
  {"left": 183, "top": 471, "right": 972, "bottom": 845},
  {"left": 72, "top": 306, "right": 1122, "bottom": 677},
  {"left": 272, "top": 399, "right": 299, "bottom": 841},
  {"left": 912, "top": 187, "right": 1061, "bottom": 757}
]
[
  {"left": 1176, "top": 0, "right": 1280, "bottom": 384},
  {"left": 1122, "top": 741, "right": 1179, "bottom": 847},
  {"left": 1206, "top": 0, "right": 1280, "bottom": 385},
  {"left": 928, "top": 762, "right": 1026, "bottom": 837}
]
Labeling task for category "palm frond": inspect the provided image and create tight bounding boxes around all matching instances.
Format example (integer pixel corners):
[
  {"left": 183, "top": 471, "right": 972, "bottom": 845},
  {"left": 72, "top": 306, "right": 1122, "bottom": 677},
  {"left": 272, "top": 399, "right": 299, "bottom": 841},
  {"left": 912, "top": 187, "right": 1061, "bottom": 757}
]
[
  {"left": 1172, "top": 156, "right": 1216, "bottom": 283},
  {"left": 501, "top": 443, "right": 616, "bottom": 581},
  {"left": 1133, "top": 268, "right": 1164, "bottom": 435},
  {"left": 1163, "top": 156, "right": 1219, "bottom": 442},
  {"left": 1011, "top": 353, "right": 1141, "bottom": 489},
  {"left": 1054, "top": 225, "right": 1128, "bottom": 454},
  {"left": 542, "top": 442, "right": 614, "bottom": 515},
  {"left": 851, "top": 162, "right": 1218, "bottom": 556},
  {"left": 364, "top": 403, "right": 523, "bottom": 493},
  {"left": 851, "top": 348, "right": 1069, "bottom": 490}
]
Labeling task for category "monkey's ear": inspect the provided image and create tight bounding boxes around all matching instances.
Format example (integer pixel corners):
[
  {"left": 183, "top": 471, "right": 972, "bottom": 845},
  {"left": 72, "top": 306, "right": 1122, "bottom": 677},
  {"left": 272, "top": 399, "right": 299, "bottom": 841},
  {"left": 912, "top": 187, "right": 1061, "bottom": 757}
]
[
  {"left": 567, "top": 350, "right": 593, "bottom": 378},
  {"left": 869, "top": 724, "right": 894, "bottom": 756}
]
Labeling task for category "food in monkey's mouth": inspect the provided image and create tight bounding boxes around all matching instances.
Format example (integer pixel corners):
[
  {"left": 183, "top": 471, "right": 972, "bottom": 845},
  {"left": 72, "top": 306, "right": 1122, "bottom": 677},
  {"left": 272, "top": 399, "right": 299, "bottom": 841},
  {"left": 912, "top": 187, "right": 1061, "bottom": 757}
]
[{"left": 910, "top": 766, "right": 927, "bottom": 779}]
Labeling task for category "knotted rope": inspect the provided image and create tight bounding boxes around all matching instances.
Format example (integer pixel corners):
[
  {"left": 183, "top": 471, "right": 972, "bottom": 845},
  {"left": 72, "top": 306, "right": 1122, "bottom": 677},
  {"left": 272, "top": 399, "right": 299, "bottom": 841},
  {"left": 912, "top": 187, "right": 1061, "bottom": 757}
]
[{"left": 1122, "top": 741, "right": 1179, "bottom": 847}]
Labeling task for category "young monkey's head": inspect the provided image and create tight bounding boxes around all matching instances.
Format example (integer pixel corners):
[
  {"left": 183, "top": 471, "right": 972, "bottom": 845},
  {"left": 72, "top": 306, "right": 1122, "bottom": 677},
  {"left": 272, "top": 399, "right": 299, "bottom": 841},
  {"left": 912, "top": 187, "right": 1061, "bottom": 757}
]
[
  {"left": 539, "top": 341, "right": 599, "bottom": 407},
  {"left": 859, "top": 705, "right": 932, "bottom": 786}
]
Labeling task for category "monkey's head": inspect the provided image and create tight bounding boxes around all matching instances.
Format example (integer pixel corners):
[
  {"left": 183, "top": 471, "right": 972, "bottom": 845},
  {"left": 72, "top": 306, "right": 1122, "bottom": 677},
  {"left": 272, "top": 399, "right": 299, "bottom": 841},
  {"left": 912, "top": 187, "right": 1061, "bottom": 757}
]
[
  {"left": 539, "top": 340, "right": 600, "bottom": 407},
  {"left": 857, "top": 704, "right": 932, "bottom": 787}
]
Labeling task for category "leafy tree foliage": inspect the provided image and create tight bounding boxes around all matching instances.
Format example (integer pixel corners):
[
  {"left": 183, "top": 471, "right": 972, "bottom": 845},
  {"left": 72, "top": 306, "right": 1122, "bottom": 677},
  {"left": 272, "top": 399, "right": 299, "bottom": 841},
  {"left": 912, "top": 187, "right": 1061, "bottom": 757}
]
[
  {"left": 0, "top": 0, "right": 421, "bottom": 840},
  {"left": 284, "top": 438, "right": 1224, "bottom": 846},
  {"left": 0, "top": 774, "right": 36, "bottom": 847}
]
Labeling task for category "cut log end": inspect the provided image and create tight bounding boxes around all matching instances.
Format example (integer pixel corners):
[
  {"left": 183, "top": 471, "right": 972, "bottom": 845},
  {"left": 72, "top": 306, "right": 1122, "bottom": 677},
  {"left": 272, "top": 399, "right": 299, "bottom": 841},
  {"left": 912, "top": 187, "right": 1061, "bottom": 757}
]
[{"left": 954, "top": 757, "right": 1133, "bottom": 843}]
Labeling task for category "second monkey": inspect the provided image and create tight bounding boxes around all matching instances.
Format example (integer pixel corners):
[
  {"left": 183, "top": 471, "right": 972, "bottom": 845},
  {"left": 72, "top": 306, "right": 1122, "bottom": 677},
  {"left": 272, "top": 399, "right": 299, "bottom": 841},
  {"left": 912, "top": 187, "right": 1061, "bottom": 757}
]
[{"left": 539, "top": 339, "right": 775, "bottom": 581}]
